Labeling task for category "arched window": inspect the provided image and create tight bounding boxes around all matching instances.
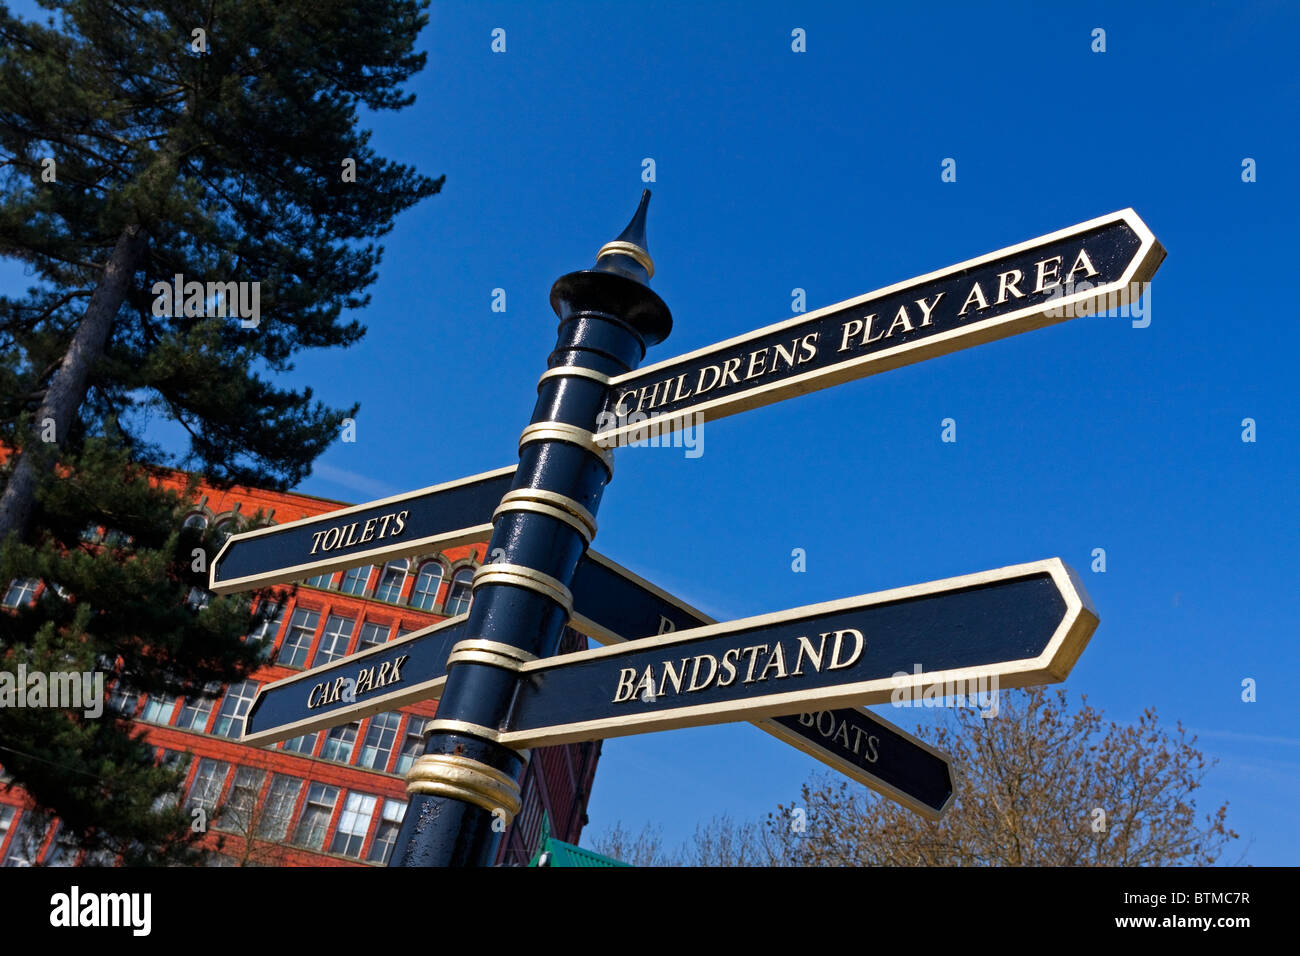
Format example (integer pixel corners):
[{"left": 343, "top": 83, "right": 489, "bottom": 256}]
[
  {"left": 183, "top": 513, "right": 209, "bottom": 532},
  {"left": 408, "top": 562, "right": 444, "bottom": 611},
  {"left": 339, "top": 565, "right": 372, "bottom": 595},
  {"left": 213, "top": 518, "right": 239, "bottom": 545},
  {"left": 374, "top": 560, "right": 408, "bottom": 603},
  {"left": 443, "top": 568, "right": 474, "bottom": 616}
]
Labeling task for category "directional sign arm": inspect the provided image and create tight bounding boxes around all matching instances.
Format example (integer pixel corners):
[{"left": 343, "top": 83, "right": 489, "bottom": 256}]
[
  {"left": 494, "top": 558, "right": 1097, "bottom": 749},
  {"left": 597, "top": 210, "right": 1165, "bottom": 444},
  {"left": 209, "top": 466, "right": 516, "bottom": 594}
]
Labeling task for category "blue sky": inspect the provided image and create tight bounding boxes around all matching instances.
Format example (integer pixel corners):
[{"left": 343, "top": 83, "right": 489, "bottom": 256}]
[{"left": 6, "top": 0, "right": 1298, "bottom": 864}]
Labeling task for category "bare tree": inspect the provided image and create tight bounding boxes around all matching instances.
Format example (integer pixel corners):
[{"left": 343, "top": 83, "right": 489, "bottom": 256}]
[{"left": 770, "top": 688, "right": 1238, "bottom": 867}]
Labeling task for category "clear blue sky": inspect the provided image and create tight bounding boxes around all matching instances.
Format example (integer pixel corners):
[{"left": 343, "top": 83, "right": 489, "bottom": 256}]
[{"left": 8, "top": 0, "right": 1298, "bottom": 864}]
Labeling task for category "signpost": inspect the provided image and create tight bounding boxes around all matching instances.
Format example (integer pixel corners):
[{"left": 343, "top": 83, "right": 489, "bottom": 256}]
[{"left": 211, "top": 193, "right": 1164, "bottom": 866}]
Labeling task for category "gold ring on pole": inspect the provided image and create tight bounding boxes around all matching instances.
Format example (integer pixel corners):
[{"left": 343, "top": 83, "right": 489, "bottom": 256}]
[
  {"left": 446, "top": 639, "right": 537, "bottom": 671},
  {"left": 536, "top": 366, "right": 612, "bottom": 391},
  {"left": 471, "top": 563, "right": 573, "bottom": 615},
  {"left": 596, "top": 240, "right": 654, "bottom": 278},
  {"left": 518, "top": 421, "right": 615, "bottom": 474},
  {"left": 404, "top": 753, "right": 522, "bottom": 820},
  {"left": 496, "top": 487, "right": 597, "bottom": 541}
]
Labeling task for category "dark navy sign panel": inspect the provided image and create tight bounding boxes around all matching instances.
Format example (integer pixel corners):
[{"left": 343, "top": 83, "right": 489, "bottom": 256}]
[
  {"left": 768, "top": 709, "right": 954, "bottom": 818},
  {"left": 495, "top": 559, "right": 1097, "bottom": 749},
  {"left": 597, "top": 210, "right": 1165, "bottom": 445},
  {"left": 241, "top": 617, "right": 467, "bottom": 746},
  {"left": 209, "top": 466, "right": 516, "bottom": 594},
  {"left": 570, "top": 551, "right": 713, "bottom": 641}
]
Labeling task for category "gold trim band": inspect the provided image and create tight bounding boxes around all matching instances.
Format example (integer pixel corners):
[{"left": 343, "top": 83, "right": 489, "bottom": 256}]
[
  {"left": 497, "top": 488, "right": 598, "bottom": 540},
  {"left": 518, "top": 421, "right": 615, "bottom": 475},
  {"left": 404, "top": 753, "right": 522, "bottom": 821},
  {"left": 471, "top": 563, "right": 574, "bottom": 615},
  {"left": 423, "top": 717, "right": 505, "bottom": 742},
  {"left": 536, "top": 366, "right": 612, "bottom": 390},
  {"left": 446, "top": 639, "right": 538, "bottom": 671},
  {"left": 492, "top": 499, "right": 594, "bottom": 545},
  {"left": 596, "top": 240, "right": 655, "bottom": 278}
]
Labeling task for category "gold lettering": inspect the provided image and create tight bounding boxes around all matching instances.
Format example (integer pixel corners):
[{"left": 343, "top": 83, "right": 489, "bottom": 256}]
[
  {"left": 757, "top": 642, "right": 788, "bottom": 681},
  {"left": 1065, "top": 248, "right": 1099, "bottom": 283},
  {"left": 613, "top": 668, "right": 638, "bottom": 703},
  {"left": 671, "top": 373, "right": 693, "bottom": 402},
  {"left": 389, "top": 654, "right": 408, "bottom": 683},
  {"left": 771, "top": 340, "right": 799, "bottom": 370},
  {"left": 717, "top": 648, "right": 740, "bottom": 687},
  {"left": 958, "top": 281, "right": 990, "bottom": 316},
  {"left": 696, "top": 364, "right": 722, "bottom": 395},
  {"left": 392, "top": 510, "right": 408, "bottom": 535},
  {"left": 355, "top": 666, "right": 374, "bottom": 695},
  {"left": 833, "top": 718, "right": 852, "bottom": 749},
  {"left": 996, "top": 269, "right": 1025, "bottom": 304},
  {"left": 375, "top": 661, "right": 392, "bottom": 686},
  {"left": 797, "top": 332, "right": 819, "bottom": 362},
  {"left": 310, "top": 531, "right": 328, "bottom": 555},
  {"left": 658, "top": 658, "right": 689, "bottom": 697},
  {"left": 341, "top": 522, "right": 360, "bottom": 548},
  {"left": 376, "top": 513, "right": 394, "bottom": 538},
  {"left": 741, "top": 644, "right": 769, "bottom": 684},
  {"left": 307, "top": 683, "right": 325, "bottom": 708},
  {"left": 828, "top": 629, "right": 865, "bottom": 669},
  {"left": 686, "top": 654, "right": 718, "bottom": 692},
  {"left": 360, "top": 517, "right": 378, "bottom": 543},
  {"left": 886, "top": 306, "right": 914, "bottom": 337},
  {"left": 631, "top": 666, "right": 656, "bottom": 700},
  {"left": 1033, "top": 256, "right": 1062, "bottom": 294},
  {"left": 793, "top": 634, "right": 826, "bottom": 675},
  {"left": 839, "top": 319, "right": 863, "bottom": 352},
  {"left": 915, "top": 293, "right": 944, "bottom": 326},
  {"left": 719, "top": 356, "right": 742, "bottom": 386},
  {"left": 321, "top": 527, "right": 341, "bottom": 551},
  {"left": 744, "top": 348, "right": 769, "bottom": 380}
]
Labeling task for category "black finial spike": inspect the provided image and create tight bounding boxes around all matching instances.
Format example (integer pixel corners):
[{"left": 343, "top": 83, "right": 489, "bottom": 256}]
[
  {"left": 615, "top": 189, "right": 652, "bottom": 249},
  {"left": 595, "top": 190, "right": 655, "bottom": 284}
]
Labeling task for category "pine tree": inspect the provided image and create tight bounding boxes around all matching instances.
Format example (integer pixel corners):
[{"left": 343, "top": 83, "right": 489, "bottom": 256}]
[{"left": 0, "top": 0, "right": 441, "bottom": 862}]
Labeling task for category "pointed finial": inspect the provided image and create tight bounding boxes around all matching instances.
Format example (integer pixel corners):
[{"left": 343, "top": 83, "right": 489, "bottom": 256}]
[{"left": 595, "top": 189, "right": 655, "bottom": 283}]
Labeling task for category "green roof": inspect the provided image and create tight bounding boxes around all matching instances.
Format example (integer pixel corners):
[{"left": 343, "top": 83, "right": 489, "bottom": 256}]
[{"left": 526, "top": 813, "right": 630, "bottom": 867}]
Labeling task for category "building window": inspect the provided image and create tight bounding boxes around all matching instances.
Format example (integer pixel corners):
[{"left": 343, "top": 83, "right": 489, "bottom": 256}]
[
  {"left": 152, "top": 749, "right": 189, "bottom": 812},
  {"left": 247, "top": 601, "right": 285, "bottom": 653},
  {"left": 312, "top": 614, "right": 355, "bottom": 666},
  {"left": 279, "top": 607, "right": 319, "bottom": 667},
  {"left": 357, "top": 621, "right": 389, "bottom": 650},
  {"left": 395, "top": 716, "right": 429, "bottom": 774},
  {"left": 280, "top": 732, "right": 318, "bottom": 756},
  {"left": 217, "top": 766, "right": 266, "bottom": 834},
  {"left": 186, "top": 758, "right": 231, "bottom": 816},
  {"left": 2, "top": 811, "right": 50, "bottom": 867},
  {"left": 358, "top": 712, "right": 401, "bottom": 771},
  {"left": 396, "top": 628, "right": 412, "bottom": 640},
  {"left": 408, "top": 562, "right": 443, "bottom": 611},
  {"left": 108, "top": 681, "right": 139, "bottom": 716},
  {"left": 183, "top": 513, "right": 209, "bottom": 531},
  {"left": 321, "top": 721, "right": 359, "bottom": 764},
  {"left": 257, "top": 774, "right": 303, "bottom": 841},
  {"left": 140, "top": 694, "right": 177, "bottom": 725},
  {"left": 339, "top": 566, "right": 372, "bottom": 596},
  {"left": 0, "top": 806, "right": 13, "bottom": 847},
  {"left": 185, "top": 587, "right": 212, "bottom": 611},
  {"left": 374, "top": 560, "right": 408, "bottom": 602},
  {"left": 330, "top": 791, "right": 377, "bottom": 858},
  {"left": 3, "top": 578, "right": 40, "bottom": 608},
  {"left": 42, "top": 822, "right": 80, "bottom": 867},
  {"left": 212, "top": 680, "right": 259, "bottom": 738},
  {"left": 176, "top": 682, "right": 220, "bottom": 732},
  {"left": 292, "top": 783, "right": 339, "bottom": 851},
  {"left": 368, "top": 799, "right": 407, "bottom": 864},
  {"left": 444, "top": 568, "right": 474, "bottom": 616},
  {"left": 304, "top": 572, "right": 333, "bottom": 588}
]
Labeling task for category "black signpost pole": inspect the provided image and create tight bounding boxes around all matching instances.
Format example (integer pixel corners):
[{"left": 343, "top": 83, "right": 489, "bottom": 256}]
[{"left": 390, "top": 192, "right": 672, "bottom": 867}]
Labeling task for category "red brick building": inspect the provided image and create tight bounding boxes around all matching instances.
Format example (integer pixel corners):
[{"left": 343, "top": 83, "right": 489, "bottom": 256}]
[{"left": 0, "top": 471, "right": 601, "bottom": 867}]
